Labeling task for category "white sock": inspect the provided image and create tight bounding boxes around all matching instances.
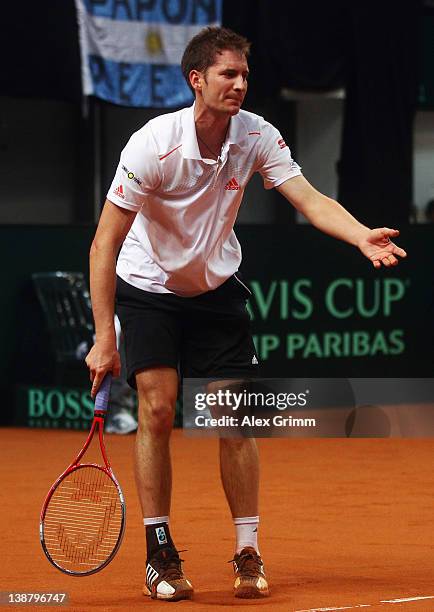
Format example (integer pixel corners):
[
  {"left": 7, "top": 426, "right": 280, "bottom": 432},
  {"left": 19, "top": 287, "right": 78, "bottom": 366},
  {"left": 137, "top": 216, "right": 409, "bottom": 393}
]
[
  {"left": 143, "top": 516, "right": 169, "bottom": 526},
  {"left": 234, "top": 516, "right": 259, "bottom": 554}
]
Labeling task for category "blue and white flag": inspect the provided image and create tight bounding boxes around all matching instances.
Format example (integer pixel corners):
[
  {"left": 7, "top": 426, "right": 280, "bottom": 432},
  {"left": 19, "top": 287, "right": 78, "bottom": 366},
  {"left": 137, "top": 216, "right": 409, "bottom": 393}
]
[{"left": 75, "top": 0, "right": 222, "bottom": 107}]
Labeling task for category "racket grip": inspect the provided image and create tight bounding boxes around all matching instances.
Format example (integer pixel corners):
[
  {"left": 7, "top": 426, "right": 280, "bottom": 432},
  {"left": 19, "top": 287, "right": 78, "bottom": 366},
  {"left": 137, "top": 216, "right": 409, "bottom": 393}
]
[{"left": 94, "top": 374, "right": 112, "bottom": 413}]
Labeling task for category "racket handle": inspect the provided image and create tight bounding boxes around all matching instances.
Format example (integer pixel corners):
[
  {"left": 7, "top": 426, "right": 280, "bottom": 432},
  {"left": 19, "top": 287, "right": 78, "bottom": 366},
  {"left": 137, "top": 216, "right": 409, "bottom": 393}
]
[{"left": 94, "top": 374, "right": 112, "bottom": 413}]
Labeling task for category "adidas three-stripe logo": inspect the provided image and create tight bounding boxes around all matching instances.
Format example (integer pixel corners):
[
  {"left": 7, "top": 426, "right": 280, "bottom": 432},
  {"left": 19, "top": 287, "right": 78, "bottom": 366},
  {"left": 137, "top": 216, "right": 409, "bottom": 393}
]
[
  {"left": 146, "top": 563, "right": 159, "bottom": 587},
  {"left": 224, "top": 177, "right": 240, "bottom": 190}
]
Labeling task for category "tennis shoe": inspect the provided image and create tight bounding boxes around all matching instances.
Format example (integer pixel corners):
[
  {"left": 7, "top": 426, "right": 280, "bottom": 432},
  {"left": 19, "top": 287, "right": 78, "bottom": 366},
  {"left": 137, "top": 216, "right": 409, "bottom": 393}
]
[
  {"left": 143, "top": 547, "right": 193, "bottom": 601},
  {"left": 231, "top": 546, "right": 269, "bottom": 598}
]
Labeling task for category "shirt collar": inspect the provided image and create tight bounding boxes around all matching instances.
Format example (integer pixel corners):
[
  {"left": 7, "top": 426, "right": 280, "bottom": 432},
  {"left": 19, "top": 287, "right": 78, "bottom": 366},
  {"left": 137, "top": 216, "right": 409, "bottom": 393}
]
[
  {"left": 226, "top": 111, "right": 248, "bottom": 147},
  {"left": 181, "top": 103, "right": 248, "bottom": 160},
  {"left": 181, "top": 104, "right": 201, "bottom": 160}
]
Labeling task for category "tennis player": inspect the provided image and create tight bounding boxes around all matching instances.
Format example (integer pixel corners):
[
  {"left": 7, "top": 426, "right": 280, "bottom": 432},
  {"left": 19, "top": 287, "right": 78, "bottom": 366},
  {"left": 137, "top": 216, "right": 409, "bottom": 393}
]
[{"left": 85, "top": 27, "right": 407, "bottom": 601}]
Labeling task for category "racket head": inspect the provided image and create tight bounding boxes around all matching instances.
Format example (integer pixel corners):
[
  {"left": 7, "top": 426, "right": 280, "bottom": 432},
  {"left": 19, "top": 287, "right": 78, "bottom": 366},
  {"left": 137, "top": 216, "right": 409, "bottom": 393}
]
[{"left": 40, "top": 463, "right": 126, "bottom": 576}]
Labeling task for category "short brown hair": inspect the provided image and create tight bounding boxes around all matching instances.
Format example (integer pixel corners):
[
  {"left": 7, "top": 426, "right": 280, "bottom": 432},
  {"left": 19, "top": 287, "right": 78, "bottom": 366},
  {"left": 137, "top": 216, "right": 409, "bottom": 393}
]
[{"left": 181, "top": 27, "right": 251, "bottom": 92}]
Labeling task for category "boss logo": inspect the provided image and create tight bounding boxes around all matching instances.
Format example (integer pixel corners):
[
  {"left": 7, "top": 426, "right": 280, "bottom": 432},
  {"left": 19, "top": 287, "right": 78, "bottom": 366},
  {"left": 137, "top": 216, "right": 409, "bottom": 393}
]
[{"left": 27, "top": 389, "right": 94, "bottom": 420}]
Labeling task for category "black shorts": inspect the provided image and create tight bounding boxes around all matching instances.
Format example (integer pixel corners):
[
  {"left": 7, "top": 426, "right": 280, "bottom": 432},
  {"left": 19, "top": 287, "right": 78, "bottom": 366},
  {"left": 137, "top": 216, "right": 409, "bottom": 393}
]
[{"left": 115, "top": 275, "right": 260, "bottom": 388}]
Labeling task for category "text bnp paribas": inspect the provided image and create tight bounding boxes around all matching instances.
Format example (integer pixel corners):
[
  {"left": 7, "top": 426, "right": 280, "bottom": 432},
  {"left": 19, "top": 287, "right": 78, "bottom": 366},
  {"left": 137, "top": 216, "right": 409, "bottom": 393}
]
[{"left": 247, "top": 277, "right": 409, "bottom": 360}]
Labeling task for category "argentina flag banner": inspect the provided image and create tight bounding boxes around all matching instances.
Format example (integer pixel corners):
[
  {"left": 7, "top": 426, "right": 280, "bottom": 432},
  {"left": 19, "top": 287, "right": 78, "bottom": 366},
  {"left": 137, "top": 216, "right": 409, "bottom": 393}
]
[{"left": 75, "top": 0, "right": 222, "bottom": 107}]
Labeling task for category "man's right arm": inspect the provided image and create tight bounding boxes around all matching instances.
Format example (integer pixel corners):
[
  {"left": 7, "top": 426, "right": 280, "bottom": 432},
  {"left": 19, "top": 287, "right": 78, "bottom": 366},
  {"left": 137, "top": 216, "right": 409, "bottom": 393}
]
[{"left": 86, "top": 199, "right": 137, "bottom": 397}]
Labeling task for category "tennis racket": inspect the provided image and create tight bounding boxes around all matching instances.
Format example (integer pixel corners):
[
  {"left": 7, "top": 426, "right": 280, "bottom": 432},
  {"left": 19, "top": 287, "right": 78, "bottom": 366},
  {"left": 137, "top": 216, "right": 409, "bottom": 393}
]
[{"left": 40, "top": 374, "right": 126, "bottom": 576}]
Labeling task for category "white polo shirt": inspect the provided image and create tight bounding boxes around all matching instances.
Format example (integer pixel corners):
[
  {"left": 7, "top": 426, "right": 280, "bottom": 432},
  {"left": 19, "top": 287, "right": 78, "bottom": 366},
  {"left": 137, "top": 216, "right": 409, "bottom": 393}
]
[{"left": 108, "top": 103, "right": 301, "bottom": 297}]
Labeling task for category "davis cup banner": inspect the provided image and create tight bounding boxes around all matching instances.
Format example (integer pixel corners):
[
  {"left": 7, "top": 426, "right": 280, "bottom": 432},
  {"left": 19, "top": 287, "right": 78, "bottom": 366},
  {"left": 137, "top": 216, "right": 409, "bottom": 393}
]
[
  {"left": 236, "top": 225, "right": 434, "bottom": 378},
  {"left": 75, "top": 0, "right": 222, "bottom": 107}
]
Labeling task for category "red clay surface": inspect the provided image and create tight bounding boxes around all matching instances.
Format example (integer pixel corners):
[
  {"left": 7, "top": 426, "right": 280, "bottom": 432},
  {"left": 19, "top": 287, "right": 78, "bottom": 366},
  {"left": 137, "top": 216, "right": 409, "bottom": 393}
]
[{"left": 1, "top": 428, "right": 434, "bottom": 611}]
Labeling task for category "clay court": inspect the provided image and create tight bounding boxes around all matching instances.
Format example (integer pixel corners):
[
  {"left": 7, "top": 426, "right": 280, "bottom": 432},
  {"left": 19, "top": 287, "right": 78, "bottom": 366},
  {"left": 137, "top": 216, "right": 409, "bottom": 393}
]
[{"left": 2, "top": 427, "right": 434, "bottom": 611}]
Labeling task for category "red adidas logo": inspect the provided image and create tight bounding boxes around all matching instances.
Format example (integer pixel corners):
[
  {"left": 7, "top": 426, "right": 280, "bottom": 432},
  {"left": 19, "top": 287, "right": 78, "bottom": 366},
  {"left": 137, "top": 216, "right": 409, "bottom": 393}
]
[
  {"left": 224, "top": 177, "right": 240, "bottom": 190},
  {"left": 114, "top": 184, "right": 125, "bottom": 199}
]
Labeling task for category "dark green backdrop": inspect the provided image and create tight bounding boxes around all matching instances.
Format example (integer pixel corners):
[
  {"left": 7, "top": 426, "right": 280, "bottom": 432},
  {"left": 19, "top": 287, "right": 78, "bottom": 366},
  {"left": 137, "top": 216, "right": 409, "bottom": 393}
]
[{"left": 1, "top": 225, "right": 433, "bottom": 425}]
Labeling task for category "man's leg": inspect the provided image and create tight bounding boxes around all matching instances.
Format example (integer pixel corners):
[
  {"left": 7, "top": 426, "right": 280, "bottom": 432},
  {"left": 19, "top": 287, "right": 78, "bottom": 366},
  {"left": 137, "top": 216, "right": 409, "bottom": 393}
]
[
  {"left": 205, "top": 379, "right": 268, "bottom": 599},
  {"left": 183, "top": 276, "right": 267, "bottom": 596},
  {"left": 135, "top": 366, "right": 193, "bottom": 601},
  {"left": 219, "top": 436, "right": 268, "bottom": 598},
  {"left": 219, "top": 437, "right": 259, "bottom": 519},
  {"left": 135, "top": 366, "right": 177, "bottom": 517},
  {"left": 206, "top": 380, "right": 260, "bottom": 532}
]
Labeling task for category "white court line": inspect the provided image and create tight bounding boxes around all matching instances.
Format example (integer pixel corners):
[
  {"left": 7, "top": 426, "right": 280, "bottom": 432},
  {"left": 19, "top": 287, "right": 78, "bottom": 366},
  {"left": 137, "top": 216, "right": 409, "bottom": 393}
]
[
  {"left": 381, "top": 596, "right": 434, "bottom": 604},
  {"left": 295, "top": 605, "right": 371, "bottom": 611},
  {"left": 296, "top": 595, "right": 434, "bottom": 611}
]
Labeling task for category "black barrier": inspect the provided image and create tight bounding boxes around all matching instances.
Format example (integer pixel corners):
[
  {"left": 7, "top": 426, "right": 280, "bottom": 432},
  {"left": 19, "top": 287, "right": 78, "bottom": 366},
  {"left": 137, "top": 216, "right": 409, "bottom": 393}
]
[
  {"left": 1, "top": 225, "right": 433, "bottom": 426},
  {"left": 0, "top": 226, "right": 95, "bottom": 425},
  {"left": 239, "top": 225, "right": 434, "bottom": 377}
]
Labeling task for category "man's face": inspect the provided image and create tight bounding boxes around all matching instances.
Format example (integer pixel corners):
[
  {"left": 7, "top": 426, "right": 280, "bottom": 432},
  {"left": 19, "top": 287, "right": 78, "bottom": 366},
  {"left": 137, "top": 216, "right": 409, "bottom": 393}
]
[{"left": 196, "top": 49, "right": 249, "bottom": 116}]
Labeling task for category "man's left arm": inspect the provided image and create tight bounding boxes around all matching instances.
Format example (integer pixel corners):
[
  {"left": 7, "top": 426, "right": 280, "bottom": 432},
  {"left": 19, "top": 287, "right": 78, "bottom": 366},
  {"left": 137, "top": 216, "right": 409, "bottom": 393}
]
[{"left": 277, "top": 175, "right": 407, "bottom": 268}]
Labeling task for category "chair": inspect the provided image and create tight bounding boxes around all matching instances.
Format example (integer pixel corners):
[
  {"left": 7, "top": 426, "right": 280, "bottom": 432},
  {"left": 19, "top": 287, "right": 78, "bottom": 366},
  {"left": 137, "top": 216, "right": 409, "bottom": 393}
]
[{"left": 32, "top": 272, "right": 94, "bottom": 383}]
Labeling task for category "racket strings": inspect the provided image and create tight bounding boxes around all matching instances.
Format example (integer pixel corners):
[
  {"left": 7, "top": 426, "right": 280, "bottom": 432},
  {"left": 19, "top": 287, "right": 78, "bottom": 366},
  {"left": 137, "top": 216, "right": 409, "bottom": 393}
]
[{"left": 43, "top": 466, "right": 123, "bottom": 573}]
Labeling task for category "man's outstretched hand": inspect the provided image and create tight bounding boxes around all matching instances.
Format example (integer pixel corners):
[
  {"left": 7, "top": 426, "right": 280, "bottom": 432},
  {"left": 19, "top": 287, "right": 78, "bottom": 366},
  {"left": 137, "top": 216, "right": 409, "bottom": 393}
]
[{"left": 358, "top": 228, "right": 407, "bottom": 269}]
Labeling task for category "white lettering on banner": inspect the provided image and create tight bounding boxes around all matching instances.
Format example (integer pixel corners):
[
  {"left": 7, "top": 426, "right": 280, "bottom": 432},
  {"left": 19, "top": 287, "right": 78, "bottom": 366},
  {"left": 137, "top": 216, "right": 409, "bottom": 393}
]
[{"left": 75, "top": 0, "right": 221, "bottom": 106}]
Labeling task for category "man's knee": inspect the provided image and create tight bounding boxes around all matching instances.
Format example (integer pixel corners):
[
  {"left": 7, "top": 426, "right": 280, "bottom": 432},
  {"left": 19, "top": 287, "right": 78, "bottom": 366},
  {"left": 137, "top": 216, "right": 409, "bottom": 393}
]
[
  {"left": 135, "top": 367, "right": 178, "bottom": 437},
  {"left": 137, "top": 396, "right": 176, "bottom": 437}
]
